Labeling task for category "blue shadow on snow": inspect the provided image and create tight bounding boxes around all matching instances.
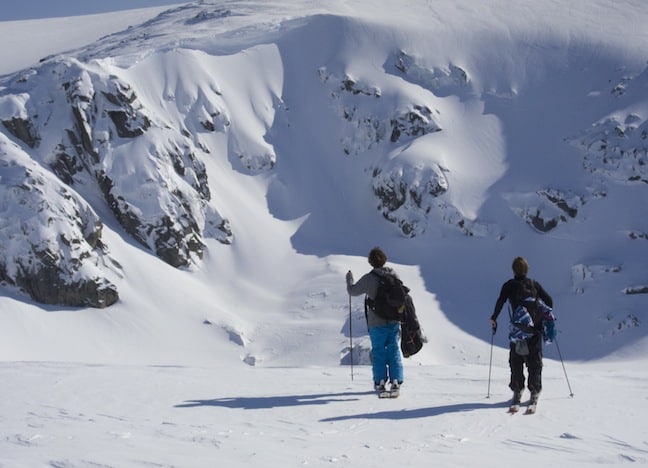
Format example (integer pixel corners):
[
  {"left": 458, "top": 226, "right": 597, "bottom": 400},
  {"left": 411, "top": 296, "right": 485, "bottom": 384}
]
[
  {"left": 175, "top": 391, "right": 510, "bottom": 420},
  {"left": 320, "top": 400, "right": 511, "bottom": 422},
  {"left": 175, "top": 390, "right": 376, "bottom": 410}
]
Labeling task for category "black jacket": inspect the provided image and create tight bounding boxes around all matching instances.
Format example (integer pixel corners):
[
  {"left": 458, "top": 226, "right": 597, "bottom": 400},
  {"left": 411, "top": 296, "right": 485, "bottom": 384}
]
[{"left": 491, "top": 275, "right": 553, "bottom": 326}]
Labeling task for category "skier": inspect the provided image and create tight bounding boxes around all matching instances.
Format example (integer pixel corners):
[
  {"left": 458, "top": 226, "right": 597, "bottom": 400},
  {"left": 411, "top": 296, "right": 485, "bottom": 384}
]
[
  {"left": 490, "top": 256, "right": 553, "bottom": 412},
  {"left": 346, "top": 247, "right": 404, "bottom": 398}
]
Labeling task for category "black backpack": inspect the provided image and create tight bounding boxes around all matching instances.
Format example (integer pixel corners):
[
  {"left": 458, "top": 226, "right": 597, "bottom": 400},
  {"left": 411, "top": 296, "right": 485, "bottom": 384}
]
[
  {"left": 512, "top": 278, "right": 542, "bottom": 331},
  {"left": 365, "top": 271, "right": 409, "bottom": 320}
]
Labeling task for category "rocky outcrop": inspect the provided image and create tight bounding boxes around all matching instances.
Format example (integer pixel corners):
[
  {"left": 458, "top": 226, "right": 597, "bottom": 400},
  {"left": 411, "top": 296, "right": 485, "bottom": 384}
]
[
  {"left": 502, "top": 188, "right": 585, "bottom": 233},
  {"left": 0, "top": 134, "right": 118, "bottom": 307},
  {"left": 2, "top": 117, "right": 40, "bottom": 149},
  {"left": 0, "top": 54, "right": 238, "bottom": 306},
  {"left": 318, "top": 68, "right": 442, "bottom": 156},
  {"left": 389, "top": 105, "right": 440, "bottom": 143},
  {"left": 624, "top": 286, "right": 648, "bottom": 295},
  {"left": 319, "top": 66, "right": 455, "bottom": 236},
  {"left": 372, "top": 162, "right": 449, "bottom": 236},
  {"left": 57, "top": 67, "right": 224, "bottom": 267},
  {"left": 568, "top": 67, "right": 648, "bottom": 185},
  {"left": 570, "top": 112, "right": 648, "bottom": 184},
  {"left": 12, "top": 60, "right": 231, "bottom": 272},
  {"left": 387, "top": 50, "right": 469, "bottom": 97}
]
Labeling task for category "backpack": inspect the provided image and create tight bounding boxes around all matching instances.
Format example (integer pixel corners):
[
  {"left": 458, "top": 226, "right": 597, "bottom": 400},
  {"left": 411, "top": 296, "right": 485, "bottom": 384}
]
[
  {"left": 508, "top": 277, "right": 558, "bottom": 348},
  {"left": 508, "top": 278, "right": 540, "bottom": 347},
  {"left": 365, "top": 271, "right": 409, "bottom": 321},
  {"left": 513, "top": 278, "right": 543, "bottom": 328},
  {"left": 508, "top": 303, "right": 536, "bottom": 343}
]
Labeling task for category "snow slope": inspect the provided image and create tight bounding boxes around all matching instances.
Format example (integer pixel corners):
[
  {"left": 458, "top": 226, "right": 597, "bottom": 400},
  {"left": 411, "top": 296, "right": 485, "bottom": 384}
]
[{"left": 0, "top": 0, "right": 647, "bottom": 466}]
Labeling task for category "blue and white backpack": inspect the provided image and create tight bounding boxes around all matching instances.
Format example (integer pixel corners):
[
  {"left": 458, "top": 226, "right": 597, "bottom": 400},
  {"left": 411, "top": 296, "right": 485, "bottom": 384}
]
[{"left": 508, "top": 278, "right": 557, "bottom": 345}]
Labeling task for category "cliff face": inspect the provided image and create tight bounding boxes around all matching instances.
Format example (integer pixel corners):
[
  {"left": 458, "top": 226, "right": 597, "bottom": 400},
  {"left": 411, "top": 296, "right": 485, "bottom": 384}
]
[{"left": 0, "top": 2, "right": 646, "bottom": 310}]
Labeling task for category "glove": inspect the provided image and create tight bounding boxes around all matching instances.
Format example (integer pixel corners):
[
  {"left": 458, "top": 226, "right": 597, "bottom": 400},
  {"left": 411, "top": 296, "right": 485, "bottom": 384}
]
[
  {"left": 346, "top": 270, "right": 354, "bottom": 283},
  {"left": 490, "top": 319, "right": 497, "bottom": 335}
]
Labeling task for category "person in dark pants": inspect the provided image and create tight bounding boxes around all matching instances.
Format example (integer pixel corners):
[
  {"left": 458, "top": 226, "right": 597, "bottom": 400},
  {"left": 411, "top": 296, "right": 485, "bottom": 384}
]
[{"left": 490, "top": 257, "right": 553, "bottom": 405}]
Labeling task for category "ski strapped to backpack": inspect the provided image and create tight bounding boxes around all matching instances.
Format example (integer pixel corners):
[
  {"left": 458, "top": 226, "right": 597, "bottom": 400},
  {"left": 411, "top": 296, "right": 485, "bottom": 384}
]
[
  {"left": 365, "top": 270, "right": 409, "bottom": 321},
  {"left": 508, "top": 278, "right": 557, "bottom": 351},
  {"left": 400, "top": 294, "right": 425, "bottom": 357}
]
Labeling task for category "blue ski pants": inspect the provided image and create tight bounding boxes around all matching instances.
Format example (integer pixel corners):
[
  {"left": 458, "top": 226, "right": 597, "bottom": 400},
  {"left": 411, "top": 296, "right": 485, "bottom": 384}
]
[{"left": 369, "top": 322, "right": 403, "bottom": 384}]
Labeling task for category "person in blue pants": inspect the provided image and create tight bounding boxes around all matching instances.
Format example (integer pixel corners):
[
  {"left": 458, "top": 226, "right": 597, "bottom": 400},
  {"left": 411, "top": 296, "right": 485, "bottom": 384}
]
[{"left": 346, "top": 247, "right": 404, "bottom": 395}]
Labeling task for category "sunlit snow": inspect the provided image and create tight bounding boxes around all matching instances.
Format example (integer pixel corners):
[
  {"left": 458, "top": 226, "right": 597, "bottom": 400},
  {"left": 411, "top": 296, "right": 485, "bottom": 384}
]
[{"left": 0, "top": 1, "right": 647, "bottom": 466}]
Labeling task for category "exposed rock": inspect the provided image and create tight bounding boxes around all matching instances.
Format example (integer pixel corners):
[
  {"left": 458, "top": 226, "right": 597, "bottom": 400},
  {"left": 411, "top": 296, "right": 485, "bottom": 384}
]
[
  {"left": 389, "top": 105, "right": 441, "bottom": 142},
  {"left": 372, "top": 161, "right": 449, "bottom": 237},
  {"left": 319, "top": 66, "right": 442, "bottom": 157},
  {"left": 505, "top": 189, "right": 584, "bottom": 232},
  {"left": 1, "top": 117, "right": 40, "bottom": 148},
  {"left": 0, "top": 92, "right": 41, "bottom": 149},
  {"left": 13, "top": 246, "right": 118, "bottom": 308},
  {"left": 185, "top": 7, "right": 233, "bottom": 25},
  {"left": 318, "top": 64, "right": 490, "bottom": 237},
  {"left": 0, "top": 54, "right": 238, "bottom": 306},
  {"left": 101, "top": 83, "right": 152, "bottom": 138},
  {"left": 0, "top": 134, "right": 119, "bottom": 308},
  {"left": 577, "top": 114, "right": 648, "bottom": 183},
  {"left": 610, "top": 314, "right": 640, "bottom": 334},
  {"left": 339, "top": 75, "right": 381, "bottom": 97},
  {"left": 538, "top": 189, "right": 582, "bottom": 218},
  {"left": 569, "top": 67, "right": 648, "bottom": 185},
  {"left": 51, "top": 61, "right": 231, "bottom": 267},
  {"left": 387, "top": 50, "right": 469, "bottom": 96},
  {"left": 628, "top": 231, "right": 648, "bottom": 240},
  {"left": 571, "top": 263, "right": 621, "bottom": 294},
  {"left": 235, "top": 149, "right": 276, "bottom": 172}
]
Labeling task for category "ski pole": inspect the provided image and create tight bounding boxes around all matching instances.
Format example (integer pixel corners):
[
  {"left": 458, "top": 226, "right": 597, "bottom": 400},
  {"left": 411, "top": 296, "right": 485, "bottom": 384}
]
[
  {"left": 349, "top": 294, "right": 354, "bottom": 381},
  {"left": 553, "top": 336, "right": 574, "bottom": 397},
  {"left": 487, "top": 322, "right": 496, "bottom": 398}
]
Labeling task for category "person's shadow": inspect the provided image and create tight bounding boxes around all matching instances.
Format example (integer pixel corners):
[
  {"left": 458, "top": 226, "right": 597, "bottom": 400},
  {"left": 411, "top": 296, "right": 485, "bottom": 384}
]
[
  {"left": 175, "top": 390, "right": 376, "bottom": 410},
  {"left": 176, "top": 391, "right": 509, "bottom": 420},
  {"left": 321, "top": 400, "right": 511, "bottom": 422}
]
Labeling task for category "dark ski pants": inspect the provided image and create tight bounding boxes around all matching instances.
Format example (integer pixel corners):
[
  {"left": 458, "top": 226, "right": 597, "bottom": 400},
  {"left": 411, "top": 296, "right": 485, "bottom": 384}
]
[{"left": 509, "top": 335, "right": 543, "bottom": 395}]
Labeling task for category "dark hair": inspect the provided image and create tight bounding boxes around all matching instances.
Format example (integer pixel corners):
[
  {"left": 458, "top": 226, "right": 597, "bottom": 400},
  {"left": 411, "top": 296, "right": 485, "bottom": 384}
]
[
  {"left": 512, "top": 256, "right": 529, "bottom": 277},
  {"left": 368, "top": 247, "right": 387, "bottom": 268}
]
